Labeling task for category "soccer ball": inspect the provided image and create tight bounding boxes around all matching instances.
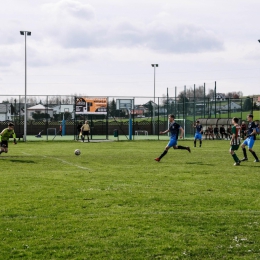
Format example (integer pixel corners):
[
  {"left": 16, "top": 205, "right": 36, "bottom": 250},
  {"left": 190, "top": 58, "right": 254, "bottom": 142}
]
[{"left": 74, "top": 149, "right": 81, "bottom": 156}]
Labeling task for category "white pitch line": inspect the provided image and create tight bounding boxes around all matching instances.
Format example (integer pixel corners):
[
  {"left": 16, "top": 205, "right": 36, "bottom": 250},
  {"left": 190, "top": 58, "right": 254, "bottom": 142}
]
[
  {"left": 21, "top": 152, "right": 92, "bottom": 171},
  {"left": 54, "top": 157, "right": 92, "bottom": 170}
]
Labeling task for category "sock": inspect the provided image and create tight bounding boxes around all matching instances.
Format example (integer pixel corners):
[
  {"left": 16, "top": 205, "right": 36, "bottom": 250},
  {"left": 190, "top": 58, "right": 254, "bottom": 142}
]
[
  {"left": 242, "top": 148, "right": 247, "bottom": 158},
  {"left": 199, "top": 141, "right": 202, "bottom": 147},
  {"left": 250, "top": 150, "right": 259, "bottom": 160},
  {"left": 159, "top": 150, "right": 168, "bottom": 159},
  {"left": 177, "top": 145, "right": 187, "bottom": 150},
  {"left": 194, "top": 141, "right": 196, "bottom": 147},
  {"left": 232, "top": 154, "right": 239, "bottom": 163}
]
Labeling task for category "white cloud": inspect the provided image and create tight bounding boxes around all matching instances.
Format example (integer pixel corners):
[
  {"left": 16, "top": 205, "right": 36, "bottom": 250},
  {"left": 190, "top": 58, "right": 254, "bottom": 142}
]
[
  {"left": 42, "top": 0, "right": 95, "bottom": 20},
  {"left": 0, "top": 0, "right": 260, "bottom": 97}
]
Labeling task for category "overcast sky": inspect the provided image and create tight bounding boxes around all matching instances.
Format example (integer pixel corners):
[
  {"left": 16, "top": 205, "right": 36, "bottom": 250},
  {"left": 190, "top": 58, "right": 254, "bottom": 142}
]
[{"left": 1, "top": 0, "right": 260, "bottom": 99}]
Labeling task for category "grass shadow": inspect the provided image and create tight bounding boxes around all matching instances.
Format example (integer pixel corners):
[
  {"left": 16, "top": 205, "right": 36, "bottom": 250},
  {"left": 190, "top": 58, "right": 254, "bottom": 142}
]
[
  {"left": 186, "top": 162, "right": 215, "bottom": 166},
  {"left": 9, "top": 159, "right": 36, "bottom": 164}
]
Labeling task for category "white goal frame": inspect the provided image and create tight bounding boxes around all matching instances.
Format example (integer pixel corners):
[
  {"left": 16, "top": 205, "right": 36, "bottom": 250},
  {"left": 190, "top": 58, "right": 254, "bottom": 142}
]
[{"left": 47, "top": 128, "right": 57, "bottom": 141}]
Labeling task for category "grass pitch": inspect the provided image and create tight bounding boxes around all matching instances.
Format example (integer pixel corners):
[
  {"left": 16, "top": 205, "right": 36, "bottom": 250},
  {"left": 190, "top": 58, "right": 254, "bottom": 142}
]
[{"left": 1, "top": 139, "right": 260, "bottom": 259}]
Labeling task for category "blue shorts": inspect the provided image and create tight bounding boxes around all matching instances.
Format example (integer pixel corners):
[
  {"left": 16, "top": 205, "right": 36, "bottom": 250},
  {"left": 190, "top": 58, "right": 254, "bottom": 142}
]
[
  {"left": 243, "top": 137, "right": 255, "bottom": 149},
  {"left": 167, "top": 138, "right": 177, "bottom": 148},
  {"left": 194, "top": 133, "right": 202, "bottom": 140}
]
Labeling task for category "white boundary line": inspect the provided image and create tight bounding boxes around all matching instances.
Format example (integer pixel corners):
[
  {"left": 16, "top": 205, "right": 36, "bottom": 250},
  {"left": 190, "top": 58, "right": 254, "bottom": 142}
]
[{"left": 21, "top": 152, "right": 92, "bottom": 171}]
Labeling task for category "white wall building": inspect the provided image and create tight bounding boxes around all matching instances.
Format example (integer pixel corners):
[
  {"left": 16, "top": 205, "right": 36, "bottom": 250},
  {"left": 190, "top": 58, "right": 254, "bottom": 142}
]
[
  {"left": 27, "top": 104, "right": 53, "bottom": 120},
  {"left": 0, "top": 103, "right": 12, "bottom": 121}
]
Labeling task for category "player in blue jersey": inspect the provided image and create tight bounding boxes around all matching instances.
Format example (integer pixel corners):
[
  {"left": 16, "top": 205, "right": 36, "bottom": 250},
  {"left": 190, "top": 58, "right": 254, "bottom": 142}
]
[
  {"left": 193, "top": 120, "right": 203, "bottom": 147},
  {"left": 240, "top": 114, "right": 259, "bottom": 162},
  {"left": 154, "top": 114, "right": 191, "bottom": 162}
]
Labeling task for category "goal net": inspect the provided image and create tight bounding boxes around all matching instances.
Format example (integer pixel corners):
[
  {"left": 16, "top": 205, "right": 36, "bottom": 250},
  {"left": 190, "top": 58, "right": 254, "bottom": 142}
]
[{"left": 47, "top": 128, "right": 57, "bottom": 141}]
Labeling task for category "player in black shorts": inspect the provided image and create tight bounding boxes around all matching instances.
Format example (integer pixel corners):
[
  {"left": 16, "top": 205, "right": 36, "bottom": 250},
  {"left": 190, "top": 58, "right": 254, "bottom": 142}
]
[
  {"left": 229, "top": 118, "right": 241, "bottom": 166},
  {"left": 240, "top": 114, "right": 259, "bottom": 163},
  {"left": 154, "top": 114, "right": 191, "bottom": 162},
  {"left": 0, "top": 122, "right": 17, "bottom": 154}
]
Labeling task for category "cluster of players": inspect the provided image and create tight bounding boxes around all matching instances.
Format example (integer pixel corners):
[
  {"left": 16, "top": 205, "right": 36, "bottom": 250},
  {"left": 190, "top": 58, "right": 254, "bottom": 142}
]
[
  {"left": 154, "top": 114, "right": 259, "bottom": 166},
  {"left": 202, "top": 120, "right": 257, "bottom": 141},
  {"left": 1, "top": 117, "right": 259, "bottom": 166},
  {"left": 204, "top": 124, "right": 232, "bottom": 140}
]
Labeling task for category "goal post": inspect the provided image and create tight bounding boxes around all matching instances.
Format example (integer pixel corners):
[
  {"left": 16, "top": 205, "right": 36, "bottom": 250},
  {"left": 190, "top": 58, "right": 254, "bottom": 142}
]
[{"left": 47, "top": 128, "right": 57, "bottom": 141}]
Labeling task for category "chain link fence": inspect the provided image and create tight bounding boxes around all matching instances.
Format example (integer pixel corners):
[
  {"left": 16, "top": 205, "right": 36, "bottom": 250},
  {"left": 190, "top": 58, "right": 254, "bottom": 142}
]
[{"left": 0, "top": 94, "right": 254, "bottom": 141}]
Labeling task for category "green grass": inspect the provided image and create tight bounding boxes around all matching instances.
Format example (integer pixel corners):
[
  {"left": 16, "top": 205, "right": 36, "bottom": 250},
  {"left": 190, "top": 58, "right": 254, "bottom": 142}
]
[{"left": 1, "top": 140, "right": 260, "bottom": 259}]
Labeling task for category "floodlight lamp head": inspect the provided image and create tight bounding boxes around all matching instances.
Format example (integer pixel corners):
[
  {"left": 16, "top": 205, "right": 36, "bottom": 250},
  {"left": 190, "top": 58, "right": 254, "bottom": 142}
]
[
  {"left": 20, "top": 31, "right": 24, "bottom": 35},
  {"left": 27, "top": 32, "right": 31, "bottom": 36},
  {"left": 151, "top": 64, "right": 159, "bottom": 67},
  {"left": 258, "top": 39, "right": 260, "bottom": 43}
]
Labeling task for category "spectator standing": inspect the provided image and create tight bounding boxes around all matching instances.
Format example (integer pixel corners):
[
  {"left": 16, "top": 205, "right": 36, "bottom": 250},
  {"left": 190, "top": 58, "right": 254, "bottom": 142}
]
[{"left": 58, "top": 124, "right": 62, "bottom": 137}]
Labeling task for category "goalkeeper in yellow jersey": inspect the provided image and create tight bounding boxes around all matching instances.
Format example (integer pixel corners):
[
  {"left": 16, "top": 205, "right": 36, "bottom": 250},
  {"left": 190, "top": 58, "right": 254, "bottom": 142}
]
[{"left": 0, "top": 122, "right": 17, "bottom": 155}]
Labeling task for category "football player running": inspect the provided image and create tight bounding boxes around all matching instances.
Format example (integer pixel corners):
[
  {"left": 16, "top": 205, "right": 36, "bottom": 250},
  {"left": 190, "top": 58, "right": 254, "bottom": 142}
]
[
  {"left": 240, "top": 114, "right": 259, "bottom": 163},
  {"left": 154, "top": 114, "right": 191, "bottom": 162}
]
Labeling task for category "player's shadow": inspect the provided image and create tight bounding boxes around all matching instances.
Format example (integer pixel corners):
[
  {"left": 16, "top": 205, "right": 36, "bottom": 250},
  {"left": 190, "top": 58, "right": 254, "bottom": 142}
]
[
  {"left": 9, "top": 159, "right": 36, "bottom": 164},
  {"left": 186, "top": 162, "right": 215, "bottom": 166},
  {"left": 239, "top": 164, "right": 260, "bottom": 167}
]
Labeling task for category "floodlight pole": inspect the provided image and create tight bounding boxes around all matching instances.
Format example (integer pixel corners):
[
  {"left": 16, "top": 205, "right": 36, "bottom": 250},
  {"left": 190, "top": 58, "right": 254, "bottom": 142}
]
[
  {"left": 258, "top": 39, "right": 260, "bottom": 118},
  {"left": 151, "top": 64, "right": 158, "bottom": 135},
  {"left": 128, "top": 108, "right": 132, "bottom": 140},
  {"left": 20, "top": 31, "right": 31, "bottom": 142},
  {"left": 151, "top": 64, "right": 158, "bottom": 103}
]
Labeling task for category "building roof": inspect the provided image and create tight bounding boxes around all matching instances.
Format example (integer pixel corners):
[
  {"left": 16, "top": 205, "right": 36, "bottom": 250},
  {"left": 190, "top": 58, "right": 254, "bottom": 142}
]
[
  {"left": 221, "top": 102, "right": 241, "bottom": 109},
  {"left": 27, "top": 104, "right": 53, "bottom": 110}
]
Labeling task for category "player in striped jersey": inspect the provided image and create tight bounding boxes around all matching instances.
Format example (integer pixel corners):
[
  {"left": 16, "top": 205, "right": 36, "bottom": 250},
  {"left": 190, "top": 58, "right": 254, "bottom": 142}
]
[{"left": 230, "top": 117, "right": 241, "bottom": 166}]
